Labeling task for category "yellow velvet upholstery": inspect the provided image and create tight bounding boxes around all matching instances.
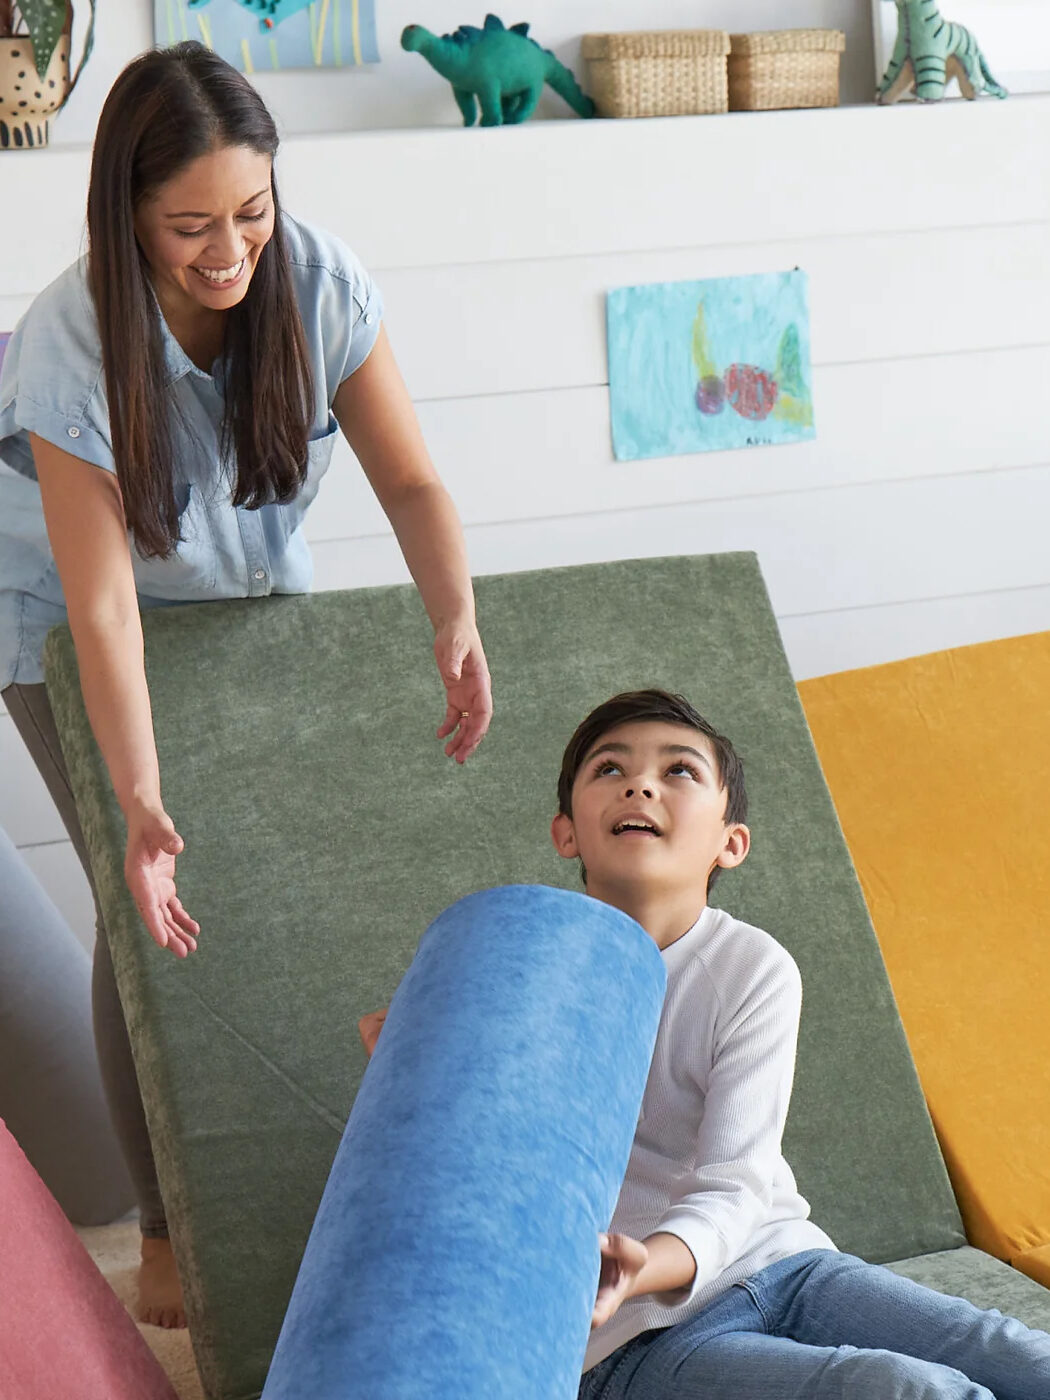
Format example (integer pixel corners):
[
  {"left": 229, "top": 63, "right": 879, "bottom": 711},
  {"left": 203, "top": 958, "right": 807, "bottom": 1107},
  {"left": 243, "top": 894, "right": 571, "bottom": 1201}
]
[
  {"left": 798, "top": 632, "right": 1050, "bottom": 1275},
  {"left": 1016, "top": 1246, "right": 1050, "bottom": 1290}
]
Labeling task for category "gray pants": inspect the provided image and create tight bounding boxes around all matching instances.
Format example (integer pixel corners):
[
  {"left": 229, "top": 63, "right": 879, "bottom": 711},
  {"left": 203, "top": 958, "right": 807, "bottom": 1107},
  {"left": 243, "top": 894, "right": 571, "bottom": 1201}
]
[{"left": 3, "top": 682, "right": 167, "bottom": 1236}]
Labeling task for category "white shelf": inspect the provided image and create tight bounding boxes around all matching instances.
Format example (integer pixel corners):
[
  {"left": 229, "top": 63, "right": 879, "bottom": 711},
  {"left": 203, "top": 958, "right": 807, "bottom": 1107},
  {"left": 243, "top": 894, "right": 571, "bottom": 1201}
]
[{"left": 3, "top": 92, "right": 1049, "bottom": 294}]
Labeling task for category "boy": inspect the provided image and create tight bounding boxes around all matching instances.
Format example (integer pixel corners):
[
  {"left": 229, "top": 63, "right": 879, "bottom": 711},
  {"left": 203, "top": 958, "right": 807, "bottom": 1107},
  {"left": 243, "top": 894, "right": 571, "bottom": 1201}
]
[{"left": 361, "top": 689, "right": 1050, "bottom": 1398}]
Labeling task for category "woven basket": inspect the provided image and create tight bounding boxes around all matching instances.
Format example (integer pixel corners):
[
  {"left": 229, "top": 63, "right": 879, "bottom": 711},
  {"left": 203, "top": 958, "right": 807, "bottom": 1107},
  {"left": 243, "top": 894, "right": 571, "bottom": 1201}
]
[
  {"left": 728, "top": 29, "right": 845, "bottom": 111},
  {"left": 581, "top": 30, "right": 730, "bottom": 118}
]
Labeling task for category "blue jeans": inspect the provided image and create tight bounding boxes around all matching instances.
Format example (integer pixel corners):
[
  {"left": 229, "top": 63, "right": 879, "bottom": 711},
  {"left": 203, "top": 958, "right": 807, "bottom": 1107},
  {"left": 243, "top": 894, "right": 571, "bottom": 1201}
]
[{"left": 579, "top": 1250, "right": 1050, "bottom": 1399}]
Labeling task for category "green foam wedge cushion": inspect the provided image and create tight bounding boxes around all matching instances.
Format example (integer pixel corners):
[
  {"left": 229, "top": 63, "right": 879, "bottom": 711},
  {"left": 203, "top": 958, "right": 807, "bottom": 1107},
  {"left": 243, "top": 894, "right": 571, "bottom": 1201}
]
[{"left": 44, "top": 553, "right": 966, "bottom": 1400}]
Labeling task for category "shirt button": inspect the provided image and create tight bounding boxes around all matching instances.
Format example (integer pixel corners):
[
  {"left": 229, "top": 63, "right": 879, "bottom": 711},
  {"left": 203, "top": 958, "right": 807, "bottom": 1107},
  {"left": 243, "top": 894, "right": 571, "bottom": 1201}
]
[
  {"left": 67, "top": 426, "right": 81, "bottom": 439},
  {"left": 363, "top": 312, "right": 374, "bottom": 325},
  {"left": 253, "top": 569, "right": 266, "bottom": 581}
]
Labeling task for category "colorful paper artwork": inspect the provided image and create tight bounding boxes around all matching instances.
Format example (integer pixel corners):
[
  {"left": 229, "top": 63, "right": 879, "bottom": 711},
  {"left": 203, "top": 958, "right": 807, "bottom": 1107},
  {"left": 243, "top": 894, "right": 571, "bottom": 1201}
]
[
  {"left": 155, "top": 0, "right": 378, "bottom": 74},
  {"left": 606, "top": 270, "right": 815, "bottom": 461}
]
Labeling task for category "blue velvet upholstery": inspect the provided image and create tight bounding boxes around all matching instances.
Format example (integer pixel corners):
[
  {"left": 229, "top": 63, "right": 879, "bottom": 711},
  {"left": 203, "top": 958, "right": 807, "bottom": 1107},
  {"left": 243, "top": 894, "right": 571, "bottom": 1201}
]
[{"left": 262, "top": 885, "right": 666, "bottom": 1399}]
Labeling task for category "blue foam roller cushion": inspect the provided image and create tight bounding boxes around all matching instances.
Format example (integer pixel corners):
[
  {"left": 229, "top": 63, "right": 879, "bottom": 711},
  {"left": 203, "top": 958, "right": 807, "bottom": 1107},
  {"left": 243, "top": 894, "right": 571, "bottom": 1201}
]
[{"left": 262, "top": 884, "right": 666, "bottom": 1399}]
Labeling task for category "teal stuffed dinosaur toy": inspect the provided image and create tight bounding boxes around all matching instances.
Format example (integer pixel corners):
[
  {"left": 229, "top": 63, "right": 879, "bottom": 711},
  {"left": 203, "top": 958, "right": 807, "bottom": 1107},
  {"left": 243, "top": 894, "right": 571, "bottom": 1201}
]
[
  {"left": 401, "top": 14, "right": 595, "bottom": 126},
  {"left": 877, "top": 0, "right": 1007, "bottom": 102}
]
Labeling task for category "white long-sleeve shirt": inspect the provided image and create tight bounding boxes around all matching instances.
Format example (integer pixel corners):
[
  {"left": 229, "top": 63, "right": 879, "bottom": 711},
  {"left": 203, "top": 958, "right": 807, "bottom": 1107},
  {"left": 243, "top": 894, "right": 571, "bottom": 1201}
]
[{"left": 584, "top": 904, "right": 836, "bottom": 1372}]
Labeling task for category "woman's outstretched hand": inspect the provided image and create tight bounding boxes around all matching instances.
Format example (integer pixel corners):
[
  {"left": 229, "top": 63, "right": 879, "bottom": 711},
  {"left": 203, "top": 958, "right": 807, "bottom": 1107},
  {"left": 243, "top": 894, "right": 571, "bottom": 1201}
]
[
  {"left": 434, "top": 618, "right": 493, "bottom": 764},
  {"left": 124, "top": 805, "right": 200, "bottom": 958}
]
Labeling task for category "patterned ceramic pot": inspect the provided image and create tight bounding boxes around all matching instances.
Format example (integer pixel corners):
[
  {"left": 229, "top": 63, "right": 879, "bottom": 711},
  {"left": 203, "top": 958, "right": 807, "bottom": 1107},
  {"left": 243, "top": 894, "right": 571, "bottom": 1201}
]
[{"left": 0, "top": 33, "right": 71, "bottom": 149}]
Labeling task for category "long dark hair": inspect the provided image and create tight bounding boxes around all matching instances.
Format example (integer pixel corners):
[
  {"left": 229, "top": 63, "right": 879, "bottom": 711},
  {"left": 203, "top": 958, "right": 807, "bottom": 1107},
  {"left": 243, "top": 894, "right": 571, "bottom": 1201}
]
[{"left": 87, "top": 42, "right": 314, "bottom": 558}]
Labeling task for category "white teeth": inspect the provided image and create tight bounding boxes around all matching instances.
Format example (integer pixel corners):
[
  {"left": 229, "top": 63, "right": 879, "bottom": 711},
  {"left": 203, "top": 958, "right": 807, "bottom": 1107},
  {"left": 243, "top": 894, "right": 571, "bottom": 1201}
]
[{"left": 194, "top": 258, "right": 245, "bottom": 284}]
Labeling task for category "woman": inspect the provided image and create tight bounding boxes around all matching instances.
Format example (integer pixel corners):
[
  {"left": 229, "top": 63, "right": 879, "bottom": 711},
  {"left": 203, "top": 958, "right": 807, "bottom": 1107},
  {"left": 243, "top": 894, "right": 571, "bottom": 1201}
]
[{"left": 0, "top": 43, "right": 492, "bottom": 1327}]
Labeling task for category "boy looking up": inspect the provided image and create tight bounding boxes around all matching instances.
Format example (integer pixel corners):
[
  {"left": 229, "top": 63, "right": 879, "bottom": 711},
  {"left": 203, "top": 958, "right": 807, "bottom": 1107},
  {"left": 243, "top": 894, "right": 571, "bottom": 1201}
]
[
  {"left": 362, "top": 689, "right": 1050, "bottom": 1397},
  {"left": 556, "top": 689, "right": 1049, "bottom": 1397},
  {"left": 551, "top": 687, "right": 832, "bottom": 1368}
]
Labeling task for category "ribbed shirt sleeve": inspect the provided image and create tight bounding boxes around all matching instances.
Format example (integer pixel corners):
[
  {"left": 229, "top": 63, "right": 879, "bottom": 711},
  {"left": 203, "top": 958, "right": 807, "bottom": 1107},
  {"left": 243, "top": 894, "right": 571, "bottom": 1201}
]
[{"left": 651, "top": 943, "right": 803, "bottom": 1306}]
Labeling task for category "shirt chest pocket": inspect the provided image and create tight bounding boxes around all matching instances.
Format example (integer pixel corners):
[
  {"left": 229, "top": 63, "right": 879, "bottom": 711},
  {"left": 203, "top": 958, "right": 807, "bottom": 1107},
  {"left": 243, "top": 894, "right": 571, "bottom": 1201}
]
[
  {"left": 277, "top": 419, "right": 340, "bottom": 539},
  {"left": 131, "top": 483, "right": 218, "bottom": 600}
]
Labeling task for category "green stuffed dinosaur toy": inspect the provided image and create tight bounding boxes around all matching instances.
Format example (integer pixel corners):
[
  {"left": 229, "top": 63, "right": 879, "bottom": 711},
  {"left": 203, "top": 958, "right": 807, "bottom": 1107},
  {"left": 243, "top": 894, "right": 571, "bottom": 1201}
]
[
  {"left": 401, "top": 13, "right": 595, "bottom": 126},
  {"left": 877, "top": 0, "right": 1007, "bottom": 103}
]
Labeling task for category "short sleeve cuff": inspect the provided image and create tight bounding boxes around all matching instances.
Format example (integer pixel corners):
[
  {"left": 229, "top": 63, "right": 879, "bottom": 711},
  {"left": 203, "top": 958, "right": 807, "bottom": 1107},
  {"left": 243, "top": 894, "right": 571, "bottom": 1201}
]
[
  {"left": 340, "top": 277, "right": 383, "bottom": 382},
  {"left": 15, "top": 393, "right": 115, "bottom": 474}
]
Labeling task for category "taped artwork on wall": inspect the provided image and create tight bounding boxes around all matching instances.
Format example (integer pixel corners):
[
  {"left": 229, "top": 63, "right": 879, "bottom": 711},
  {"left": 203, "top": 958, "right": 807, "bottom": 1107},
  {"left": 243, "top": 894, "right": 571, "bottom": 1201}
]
[
  {"left": 155, "top": 0, "right": 378, "bottom": 73},
  {"left": 606, "top": 270, "right": 815, "bottom": 462}
]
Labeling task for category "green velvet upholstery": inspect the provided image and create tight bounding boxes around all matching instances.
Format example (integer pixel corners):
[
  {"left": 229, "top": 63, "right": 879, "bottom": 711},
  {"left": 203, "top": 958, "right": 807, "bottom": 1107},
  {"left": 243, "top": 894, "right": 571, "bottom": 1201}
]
[
  {"left": 886, "top": 1247, "right": 1050, "bottom": 1330},
  {"left": 42, "top": 553, "right": 1042, "bottom": 1400}
]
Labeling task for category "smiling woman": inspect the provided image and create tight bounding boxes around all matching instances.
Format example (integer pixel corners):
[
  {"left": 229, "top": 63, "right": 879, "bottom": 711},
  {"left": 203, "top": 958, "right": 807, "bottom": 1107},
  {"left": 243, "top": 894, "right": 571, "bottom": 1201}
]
[
  {"left": 0, "top": 41, "right": 492, "bottom": 1334},
  {"left": 143, "top": 168, "right": 273, "bottom": 297},
  {"left": 86, "top": 56, "right": 315, "bottom": 560}
]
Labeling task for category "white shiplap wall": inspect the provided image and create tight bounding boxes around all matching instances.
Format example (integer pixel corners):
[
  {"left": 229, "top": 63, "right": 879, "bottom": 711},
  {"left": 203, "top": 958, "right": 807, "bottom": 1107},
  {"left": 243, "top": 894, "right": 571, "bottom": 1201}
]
[{"left": 3, "top": 96, "right": 1050, "bottom": 947}]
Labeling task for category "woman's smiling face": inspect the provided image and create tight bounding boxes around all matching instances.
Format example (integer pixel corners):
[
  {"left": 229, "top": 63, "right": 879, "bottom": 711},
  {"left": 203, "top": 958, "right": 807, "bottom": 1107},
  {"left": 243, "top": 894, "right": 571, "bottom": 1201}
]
[{"left": 134, "top": 144, "right": 275, "bottom": 317}]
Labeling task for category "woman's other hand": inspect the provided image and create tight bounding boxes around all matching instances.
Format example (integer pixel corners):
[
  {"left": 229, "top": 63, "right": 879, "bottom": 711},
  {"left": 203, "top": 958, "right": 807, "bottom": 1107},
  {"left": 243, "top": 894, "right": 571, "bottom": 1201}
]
[
  {"left": 434, "top": 618, "right": 492, "bottom": 764},
  {"left": 124, "top": 805, "right": 200, "bottom": 957},
  {"left": 332, "top": 336, "right": 493, "bottom": 766}
]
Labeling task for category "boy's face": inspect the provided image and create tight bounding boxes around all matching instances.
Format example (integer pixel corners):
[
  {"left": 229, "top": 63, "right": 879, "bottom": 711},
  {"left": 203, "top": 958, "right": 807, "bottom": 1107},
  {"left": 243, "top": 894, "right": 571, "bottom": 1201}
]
[{"left": 551, "top": 720, "right": 749, "bottom": 905}]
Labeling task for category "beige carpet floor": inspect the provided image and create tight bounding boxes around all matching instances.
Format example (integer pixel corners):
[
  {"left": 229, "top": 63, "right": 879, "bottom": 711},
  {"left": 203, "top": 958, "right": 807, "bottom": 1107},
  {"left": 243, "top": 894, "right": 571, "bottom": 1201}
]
[{"left": 76, "top": 1218, "right": 205, "bottom": 1400}]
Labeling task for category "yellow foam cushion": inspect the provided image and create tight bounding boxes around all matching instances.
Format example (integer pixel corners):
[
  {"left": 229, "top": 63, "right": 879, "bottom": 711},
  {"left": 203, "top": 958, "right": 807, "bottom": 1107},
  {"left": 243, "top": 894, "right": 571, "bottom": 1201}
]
[
  {"left": 798, "top": 632, "right": 1050, "bottom": 1271},
  {"left": 1016, "top": 1246, "right": 1050, "bottom": 1291}
]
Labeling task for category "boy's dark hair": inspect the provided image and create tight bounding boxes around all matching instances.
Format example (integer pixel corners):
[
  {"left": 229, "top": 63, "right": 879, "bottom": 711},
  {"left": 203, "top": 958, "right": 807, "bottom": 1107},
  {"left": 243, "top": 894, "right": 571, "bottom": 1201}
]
[{"left": 556, "top": 689, "right": 748, "bottom": 890}]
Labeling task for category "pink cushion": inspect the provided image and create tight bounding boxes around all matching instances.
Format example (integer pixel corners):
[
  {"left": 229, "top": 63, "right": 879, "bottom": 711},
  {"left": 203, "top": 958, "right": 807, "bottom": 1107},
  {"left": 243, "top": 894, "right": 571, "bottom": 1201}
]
[{"left": 0, "top": 1119, "right": 177, "bottom": 1400}]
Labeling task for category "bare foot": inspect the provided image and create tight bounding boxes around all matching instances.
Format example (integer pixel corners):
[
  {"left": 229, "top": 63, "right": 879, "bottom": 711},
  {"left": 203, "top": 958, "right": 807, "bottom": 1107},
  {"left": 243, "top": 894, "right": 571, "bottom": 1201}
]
[{"left": 137, "top": 1236, "right": 187, "bottom": 1329}]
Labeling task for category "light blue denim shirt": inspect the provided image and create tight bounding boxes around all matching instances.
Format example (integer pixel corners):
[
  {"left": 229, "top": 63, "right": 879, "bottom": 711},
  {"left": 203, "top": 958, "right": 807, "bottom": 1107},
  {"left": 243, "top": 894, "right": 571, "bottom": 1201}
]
[{"left": 0, "top": 214, "right": 382, "bottom": 686}]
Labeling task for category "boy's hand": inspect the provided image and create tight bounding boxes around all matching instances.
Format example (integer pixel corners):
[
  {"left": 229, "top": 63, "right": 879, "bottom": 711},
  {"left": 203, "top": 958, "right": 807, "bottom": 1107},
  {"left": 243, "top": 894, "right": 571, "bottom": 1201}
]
[
  {"left": 591, "top": 1232, "right": 648, "bottom": 1330},
  {"left": 358, "top": 1007, "right": 388, "bottom": 1057}
]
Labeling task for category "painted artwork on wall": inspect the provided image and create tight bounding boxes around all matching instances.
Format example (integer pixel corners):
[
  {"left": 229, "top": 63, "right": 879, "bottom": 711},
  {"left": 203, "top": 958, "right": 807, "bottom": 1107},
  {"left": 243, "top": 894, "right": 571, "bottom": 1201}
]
[
  {"left": 606, "top": 270, "right": 815, "bottom": 462},
  {"left": 156, "top": 0, "right": 378, "bottom": 74}
]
